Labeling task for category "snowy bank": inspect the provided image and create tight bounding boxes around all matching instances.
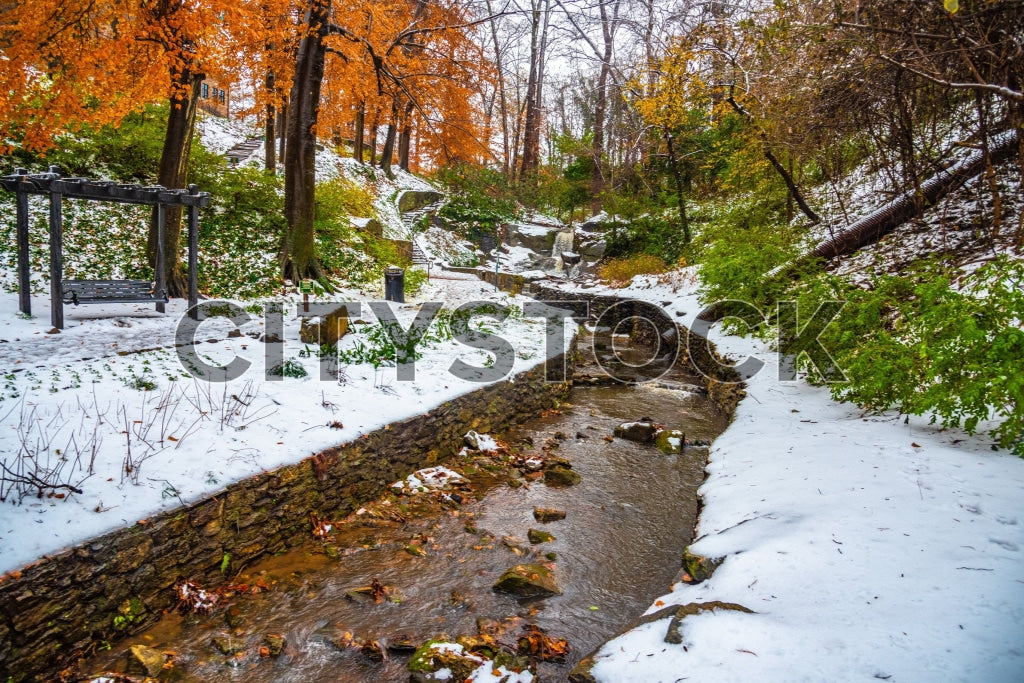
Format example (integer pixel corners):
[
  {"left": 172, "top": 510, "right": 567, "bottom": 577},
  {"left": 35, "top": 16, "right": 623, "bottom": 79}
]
[
  {"left": 0, "top": 277, "right": 571, "bottom": 575},
  {"left": 548, "top": 273, "right": 1024, "bottom": 682}
]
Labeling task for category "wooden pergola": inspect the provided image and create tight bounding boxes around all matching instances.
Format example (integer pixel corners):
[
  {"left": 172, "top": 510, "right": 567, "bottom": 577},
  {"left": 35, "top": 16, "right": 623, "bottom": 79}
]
[{"left": 0, "top": 167, "right": 211, "bottom": 328}]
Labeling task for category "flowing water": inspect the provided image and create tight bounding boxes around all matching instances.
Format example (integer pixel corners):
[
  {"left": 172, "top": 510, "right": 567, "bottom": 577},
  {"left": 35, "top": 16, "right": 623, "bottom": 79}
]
[
  {"left": 551, "top": 230, "right": 576, "bottom": 274},
  {"left": 83, "top": 334, "right": 729, "bottom": 681}
]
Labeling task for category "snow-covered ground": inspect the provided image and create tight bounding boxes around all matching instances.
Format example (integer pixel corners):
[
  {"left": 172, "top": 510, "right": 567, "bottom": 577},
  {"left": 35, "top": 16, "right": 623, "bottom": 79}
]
[
  {"left": 0, "top": 277, "right": 569, "bottom": 575},
  {"left": 547, "top": 272, "right": 1024, "bottom": 682}
]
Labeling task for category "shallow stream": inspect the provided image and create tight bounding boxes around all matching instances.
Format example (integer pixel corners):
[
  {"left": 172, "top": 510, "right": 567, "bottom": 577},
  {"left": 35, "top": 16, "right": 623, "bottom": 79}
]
[{"left": 84, "top": 335, "right": 729, "bottom": 681}]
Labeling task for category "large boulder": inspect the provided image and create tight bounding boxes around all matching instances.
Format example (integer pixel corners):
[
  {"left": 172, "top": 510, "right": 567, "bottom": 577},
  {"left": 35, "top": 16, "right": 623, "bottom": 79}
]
[
  {"left": 509, "top": 222, "right": 561, "bottom": 253},
  {"left": 613, "top": 419, "right": 657, "bottom": 443},
  {"left": 493, "top": 563, "right": 561, "bottom": 598}
]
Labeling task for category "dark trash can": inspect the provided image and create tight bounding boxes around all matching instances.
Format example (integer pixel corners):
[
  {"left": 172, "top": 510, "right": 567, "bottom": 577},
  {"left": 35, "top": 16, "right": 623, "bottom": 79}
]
[{"left": 385, "top": 266, "right": 405, "bottom": 303}]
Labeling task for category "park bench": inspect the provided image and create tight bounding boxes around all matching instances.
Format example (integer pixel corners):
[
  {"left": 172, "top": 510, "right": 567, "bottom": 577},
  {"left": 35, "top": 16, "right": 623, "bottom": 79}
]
[
  {"left": 0, "top": 167, "right": 210, "bottom": 328},
  {"left": 62, "top": 279, "right": 168, "bottom": 306}
]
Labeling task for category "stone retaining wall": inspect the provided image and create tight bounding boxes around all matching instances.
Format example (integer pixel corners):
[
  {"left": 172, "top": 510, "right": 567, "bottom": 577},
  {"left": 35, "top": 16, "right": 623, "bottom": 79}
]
[{"left": 0, "top": 352, "right": 572, "bottom": 682}]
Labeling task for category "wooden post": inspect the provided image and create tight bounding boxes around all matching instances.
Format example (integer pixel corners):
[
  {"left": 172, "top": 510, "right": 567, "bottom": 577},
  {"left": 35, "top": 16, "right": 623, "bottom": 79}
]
[
  {"left": 49, "top": 190, "right": 64, "bottom": 329},
  {"left": 15, "top": 182, "right": 30, "bottom": 317},
  {"left": 188, "top": 187, "right": 199, "bottom": 320},
  {"left": 155, "top": 203, "right": 166, "bottom": 314}
]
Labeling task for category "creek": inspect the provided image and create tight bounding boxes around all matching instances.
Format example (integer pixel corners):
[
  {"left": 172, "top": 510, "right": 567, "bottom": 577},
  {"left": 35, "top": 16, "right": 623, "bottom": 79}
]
[{"left": 82, "top": 331, "right": 730, "bottom": 681}]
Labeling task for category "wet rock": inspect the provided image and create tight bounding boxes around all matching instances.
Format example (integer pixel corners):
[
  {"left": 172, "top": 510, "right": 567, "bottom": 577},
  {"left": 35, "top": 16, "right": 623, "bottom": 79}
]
[
  {"left": 450, "top": 589, "right": 471, "bottom": 608},
  {"left": 544, "top": 463, "right": 581, "bottom": 487},
  {"left": 263, "top": 633, "right": 286, "bottom": 657},
  {"left": 682, "top": 546, "right": 724, "bottom": 583},
  {"left": 212, "top": 634, "right": 245, "bottom": 656},
  {"left": 650, "top": 601, "right": 755, "bottom": 644},
  {"left": 655, "top": 429, "right": 686, "bottom": 454},
  {"left": 227, "top": 328, "right": 244, "bottom": 338},
  {"left": 456, "top": 634, "right": 499, "bottom": 657},
  {"left": 126, "top": 644, "right": 166, "bottom": 677},
  {"left": 493, "top": 563, "right": 561, "bottom": 598},
  {"left": 224, "top": 605, "right": 245, "bottom": 629},
  {"left": 533, "top": 507, "right": 566, "bottom": 523},
  {"left": 404, "top": 543, "right": 427, "bottom": 557},
  {"left": 502, "top": 535, "right": 530, "bottom": 555},
  {"left": 528, "top": 529, "right": 555, "bottom": 544},
  {"left": 575, "top": 431, "right": 588, "bottom": 439},
  {"left": 387, "top": 635, "right": 419, "bottom": 653},
  {"left": 476, "top": 617, "right": 501, "bottom": 635},
  {"left": 553, "top": 431, "right": 568, "bottom": 440},
  {"left": 361, "top": 639, "right": 386, "bottom": 661},
  {"left": 613, "top": 419, "right": 657, "bottom": 443},
  {"left": 408, "top": 641, "right": 484, "bottom": 682}
]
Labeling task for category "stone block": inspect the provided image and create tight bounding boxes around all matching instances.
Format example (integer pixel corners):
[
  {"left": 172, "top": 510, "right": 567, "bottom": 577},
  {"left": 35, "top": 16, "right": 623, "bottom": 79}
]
[{"left": 300, "top": 305, "right": 350, "bottom": 347}]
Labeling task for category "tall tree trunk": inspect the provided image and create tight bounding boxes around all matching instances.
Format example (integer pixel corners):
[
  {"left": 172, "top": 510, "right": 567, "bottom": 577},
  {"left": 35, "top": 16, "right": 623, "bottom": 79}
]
[
  {"left": 278, "top": 99, "right": 288, "bottom": 162},
  {"left": 369, "top": 114, "right": 378, "bottom": 165},
  {"left": 281, "top": 0, "right": 330, "bottom": 283},
  {"left": 354, "top": 102, "right": 365, "bottom": 163},
  {"left": 590, "top": 0, "right": 619, "bottom": 213},
  {"left": 265, "top": 70, "right": 276, "bottom": 172},
  {"left": 150, "top": 68, "right": 203, "bottom": 298},
  {"left": 485, "top": 0, "right": 510, "bottom": 176},
  {"left": 519, "top": 0, "right": 549, "bottom": 182},
  {"left": 591, "top": 58, "right": 610, "bottom": 211},
  {"left": 398, "top": 101, "right": 414, "bottom": 171},
  {"left": 664, "top": 129, "right": 691, "bottom": 244},
  {"left": 379, "top": 102, "right": 399, "bottom": 178}
]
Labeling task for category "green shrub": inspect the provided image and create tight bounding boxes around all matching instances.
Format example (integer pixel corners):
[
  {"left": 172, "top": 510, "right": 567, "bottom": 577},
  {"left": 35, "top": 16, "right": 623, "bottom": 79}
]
[
  {"left": 604, "top": 213, "right": 691, "bottom": 265},
  {"left": 195, "top": 164, "right": 285, "bottom": 299},
  {"left": 268, "top": 360, "right": 308, "bottom": 378},
  {"left": 434, "top": 163, "right": 518, "bottom": 239},
  {"left": 8, "top": 104, "right": 170, "bottom": 181},
  {"left": 316, "top": 177, "right": 375, "bottom": 231},
  {"left": 818, "top": 258, "right": 1024, "bottom": 455}
]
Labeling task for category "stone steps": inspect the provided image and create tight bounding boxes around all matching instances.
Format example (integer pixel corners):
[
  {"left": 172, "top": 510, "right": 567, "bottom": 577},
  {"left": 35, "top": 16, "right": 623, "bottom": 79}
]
[{"left": 225, "top": 138, "right": 264, "bottom": 164}]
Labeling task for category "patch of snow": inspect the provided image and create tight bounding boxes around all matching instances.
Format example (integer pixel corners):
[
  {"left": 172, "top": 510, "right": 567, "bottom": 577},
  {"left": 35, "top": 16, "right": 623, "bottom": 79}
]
[{"left": 392, "top": 466, "right": 466, "bottom": 494}]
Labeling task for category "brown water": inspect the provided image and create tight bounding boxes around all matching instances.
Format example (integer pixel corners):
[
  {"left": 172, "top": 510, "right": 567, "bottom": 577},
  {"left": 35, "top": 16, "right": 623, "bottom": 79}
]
[{"left": 84, "top": 344, "right": 728, "bottom": 681}]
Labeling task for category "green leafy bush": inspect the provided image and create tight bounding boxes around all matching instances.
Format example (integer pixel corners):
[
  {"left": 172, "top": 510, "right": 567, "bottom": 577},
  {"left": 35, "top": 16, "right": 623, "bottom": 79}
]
[
  {"left": 604, "top": 213, "right": 691, "bottom": 265},
  {"left": 268, "top": 360, "right": 308, "bottom": 378},
  {"left": 195, "top": 162, "right": 285, "bottom": 299},
  {"left": 434, "top": 163, "right": 518, "bottom": 239},
  {"left": 819, "top": 258, "right": 1024, "bottom": 455}
]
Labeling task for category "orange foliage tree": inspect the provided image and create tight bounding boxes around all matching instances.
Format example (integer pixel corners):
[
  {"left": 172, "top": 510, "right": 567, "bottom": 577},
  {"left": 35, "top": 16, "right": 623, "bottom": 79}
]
[
  {"left": 280, "top": 0, "right": 497, "bottom": 282},
  {"left": 0, "top": 0, "right": 287, "bottom": 295}
]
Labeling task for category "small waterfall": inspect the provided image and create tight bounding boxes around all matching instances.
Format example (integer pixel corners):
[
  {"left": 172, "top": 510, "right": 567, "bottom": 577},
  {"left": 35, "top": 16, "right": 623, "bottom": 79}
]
[{"left": 552, "top": 229, "right": 575, "bottom": 273}]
